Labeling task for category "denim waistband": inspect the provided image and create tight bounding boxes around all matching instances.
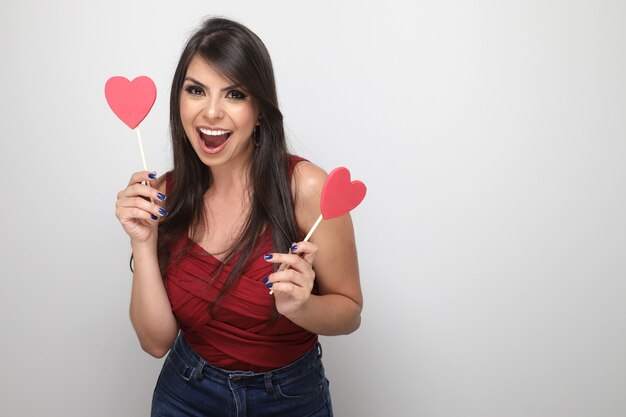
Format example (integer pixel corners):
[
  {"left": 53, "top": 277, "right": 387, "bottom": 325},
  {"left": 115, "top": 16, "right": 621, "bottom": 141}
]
[{"left": 167, "top": 333, "right": 323, "bottom": 388}]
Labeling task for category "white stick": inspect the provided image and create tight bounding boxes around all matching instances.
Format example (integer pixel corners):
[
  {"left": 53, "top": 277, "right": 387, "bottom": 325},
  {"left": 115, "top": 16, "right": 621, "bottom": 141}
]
[
  {"left": 303, "top": 214, "right": 323, "bottom": 242},
  {"left": 135, "top": 126, "right": 148, "bottom": 172},
  {"left": 135, "top": 126, "right": 152, "bottom": 191}
]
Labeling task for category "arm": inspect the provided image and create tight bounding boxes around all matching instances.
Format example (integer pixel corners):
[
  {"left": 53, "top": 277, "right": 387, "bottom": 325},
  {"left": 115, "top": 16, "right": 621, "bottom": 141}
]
[
  {"left": 266, "top": 162, "right": 363, "bottom": 335},
  {"left": 115, "top": 171, "right": 179, "bottom": 357}
]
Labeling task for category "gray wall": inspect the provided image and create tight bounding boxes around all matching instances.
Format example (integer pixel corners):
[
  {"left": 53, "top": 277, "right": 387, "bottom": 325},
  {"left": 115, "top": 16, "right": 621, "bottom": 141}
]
[{"left": 1, "top": 1, "right": 625, "bottom": 416}]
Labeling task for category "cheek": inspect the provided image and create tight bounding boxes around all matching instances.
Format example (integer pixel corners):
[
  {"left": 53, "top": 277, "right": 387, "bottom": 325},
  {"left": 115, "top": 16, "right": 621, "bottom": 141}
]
[
  {"left": 232, "top": 105, "right": 258, "bottom": 128},
  {"left": 179, "top": 99, "right": 197, "bottom": 138},
  {"left": 179, "top": 98, "right": 194, "bottom": 125}
]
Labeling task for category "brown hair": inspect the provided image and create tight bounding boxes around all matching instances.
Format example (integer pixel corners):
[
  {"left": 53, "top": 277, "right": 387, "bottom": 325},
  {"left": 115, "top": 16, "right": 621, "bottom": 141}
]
[{"left": 154, "top": 17, "right": 301, "bottom": 312}]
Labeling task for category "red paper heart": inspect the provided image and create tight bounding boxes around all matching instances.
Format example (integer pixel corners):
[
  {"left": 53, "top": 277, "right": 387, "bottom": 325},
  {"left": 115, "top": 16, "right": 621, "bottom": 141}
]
[
  {"left": 105, "top": 76, "right": 156, "bottom": 129},
  {"left": 320, "top": 167, "right": 367, "bottom": 219}
]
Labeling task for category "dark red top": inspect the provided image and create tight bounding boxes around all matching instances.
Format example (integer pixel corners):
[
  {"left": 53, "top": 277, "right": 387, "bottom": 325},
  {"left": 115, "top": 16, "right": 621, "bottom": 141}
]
[{"left": 164, "top": 155, "right": 318, "bottom": 371}]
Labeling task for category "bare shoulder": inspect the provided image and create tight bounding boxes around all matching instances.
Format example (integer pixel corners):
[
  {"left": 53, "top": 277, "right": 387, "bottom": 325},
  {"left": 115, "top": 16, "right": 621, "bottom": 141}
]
[
  {"left": 292, "top": 161, "right": 327, "bottom": 231},
  {"left": 293, "top": 160, "right": 327, "bottom": 200}
]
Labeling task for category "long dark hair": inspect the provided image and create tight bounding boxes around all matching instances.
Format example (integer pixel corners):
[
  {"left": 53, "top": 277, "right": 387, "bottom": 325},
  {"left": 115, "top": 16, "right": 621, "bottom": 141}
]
[{"left": 156, "top": 17, "right": 301, "bottom": 311}]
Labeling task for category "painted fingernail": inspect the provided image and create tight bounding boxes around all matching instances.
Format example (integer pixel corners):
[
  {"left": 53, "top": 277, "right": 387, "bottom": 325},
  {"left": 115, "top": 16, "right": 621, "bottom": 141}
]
[
  {"left": 290, "top": 244, "right": 298, "bottom": 252},
  {"left": 264, "top": 254, "right": 273, "bottom": 260},
  {"left": 151, "top": 214, "right": 158, "bottom": 221},
  {"left": 262, "top": 277, "right": 269, "bottom": 284},
  {"left": 266, "top": 283, "right": 273, "bottom": 289},
  {"left": 157, "top": 192, "right": 167, "bottom": 201},
  {"left": 159, "top": 207, "right": 169, "bottom": 216},
  {"left": 148, "top": 173, "right": 157, "bottom": 180}
]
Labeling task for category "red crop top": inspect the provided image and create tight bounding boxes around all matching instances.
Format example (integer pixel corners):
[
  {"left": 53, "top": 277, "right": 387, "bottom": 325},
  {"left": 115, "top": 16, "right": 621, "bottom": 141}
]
[{"left": 164, "top": 155, "right": 318, "bottom": 371}]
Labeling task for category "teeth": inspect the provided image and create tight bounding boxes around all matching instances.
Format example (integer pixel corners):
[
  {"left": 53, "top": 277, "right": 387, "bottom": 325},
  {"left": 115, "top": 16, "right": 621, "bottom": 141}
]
[{"left": 199, "top": 128, "right": 231, "bottom": 136}]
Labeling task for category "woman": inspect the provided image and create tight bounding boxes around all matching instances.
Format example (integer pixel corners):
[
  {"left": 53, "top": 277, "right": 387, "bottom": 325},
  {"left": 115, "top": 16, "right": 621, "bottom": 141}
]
[{"left": 115, "top": 17, "right": 362, "bottom": 416}]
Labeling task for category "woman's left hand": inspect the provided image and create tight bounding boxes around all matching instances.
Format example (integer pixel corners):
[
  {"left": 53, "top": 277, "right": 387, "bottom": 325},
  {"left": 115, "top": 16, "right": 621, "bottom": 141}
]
[{"left": 264, "top": 241, "right": 318, "bottom": 316}]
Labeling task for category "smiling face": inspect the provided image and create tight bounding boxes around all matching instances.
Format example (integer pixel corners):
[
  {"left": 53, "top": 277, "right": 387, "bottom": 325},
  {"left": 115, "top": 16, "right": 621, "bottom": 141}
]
[{"left": 180, "top": 54, "right": 260, "bottom": 171}]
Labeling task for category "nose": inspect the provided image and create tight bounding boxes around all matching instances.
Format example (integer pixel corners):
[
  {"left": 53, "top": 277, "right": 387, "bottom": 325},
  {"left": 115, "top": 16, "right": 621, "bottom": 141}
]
[{"left": 205, "top": 96, "right": 224, "bottom": 120}]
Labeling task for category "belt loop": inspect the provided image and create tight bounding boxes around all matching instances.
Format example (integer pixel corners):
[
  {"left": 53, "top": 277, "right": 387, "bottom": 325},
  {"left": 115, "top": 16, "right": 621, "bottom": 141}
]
[
  {"left": 317, "top": 342, "right": 323, "bottom": 359},
  {"left": 193, "top": 359, "right": 205, "bottom": 381},
  {"left": 264, "top": 372, "right": 274, "bottom": 394}
]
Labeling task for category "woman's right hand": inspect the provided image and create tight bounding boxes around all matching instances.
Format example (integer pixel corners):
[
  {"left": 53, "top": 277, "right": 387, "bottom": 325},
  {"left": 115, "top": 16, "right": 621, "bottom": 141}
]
[{"left": 115, "top": 171, "right": 168, "bottom": 243}]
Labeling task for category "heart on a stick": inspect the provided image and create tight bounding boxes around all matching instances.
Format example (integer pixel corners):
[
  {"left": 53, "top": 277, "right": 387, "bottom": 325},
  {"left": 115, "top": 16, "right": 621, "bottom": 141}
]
[
  {"left": 320, "top": 167, "right": 367, "bottom": 219},
  {"left": 105, "top": 76, "right": 157, "bottom": 129},
  {"left": 270, "top": 166, "right": 366, "bottom": 294}
]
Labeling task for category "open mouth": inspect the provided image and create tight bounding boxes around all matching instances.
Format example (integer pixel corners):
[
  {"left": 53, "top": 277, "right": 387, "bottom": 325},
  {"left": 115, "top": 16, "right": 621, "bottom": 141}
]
[{"left": 198, "top": 127, "right": 232, "bottom": 150}]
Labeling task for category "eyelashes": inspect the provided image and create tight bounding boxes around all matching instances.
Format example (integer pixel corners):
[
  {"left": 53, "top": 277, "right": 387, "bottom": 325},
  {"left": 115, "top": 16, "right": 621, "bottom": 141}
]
[
  {"left": 185, "top": 85, "right": 204, "bottom": 96},
  {"left": 226, "top": 90, "right": 247, "bottom": 100},
  {"left": 183, "top": 84, "right": 248, "bottom": 100}
]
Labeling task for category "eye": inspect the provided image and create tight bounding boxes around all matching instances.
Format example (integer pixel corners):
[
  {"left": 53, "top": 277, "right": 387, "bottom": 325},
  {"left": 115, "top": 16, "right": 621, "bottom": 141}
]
[
  {"left": 226, "top": 89, "right": 247, "bottom": 100},
  {"left": 184, "top": 85, "right": 204, "bottom": 96}
]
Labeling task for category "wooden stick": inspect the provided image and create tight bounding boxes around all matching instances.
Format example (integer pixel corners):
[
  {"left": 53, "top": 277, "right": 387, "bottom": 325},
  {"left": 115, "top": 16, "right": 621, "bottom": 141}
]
[
  {"left": 302, "top": 214, "right": 323, "bottom": 242},
  {"left": 136, "top": 126, "right": 148, "bottom": 172},
  {"left": 134, "top": 126, "right": 152, "bottom": 189}
]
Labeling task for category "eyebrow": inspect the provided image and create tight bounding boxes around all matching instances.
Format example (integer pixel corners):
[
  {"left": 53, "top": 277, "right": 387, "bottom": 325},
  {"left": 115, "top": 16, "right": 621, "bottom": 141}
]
[{"left": 184, "top": 76, "right": 243, "bottom": 92}]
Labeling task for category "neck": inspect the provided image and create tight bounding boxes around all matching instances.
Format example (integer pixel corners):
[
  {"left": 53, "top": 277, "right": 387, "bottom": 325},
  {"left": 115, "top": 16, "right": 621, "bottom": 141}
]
[{"left": 207, "top": 157, "right": 252, "bottom": 198}]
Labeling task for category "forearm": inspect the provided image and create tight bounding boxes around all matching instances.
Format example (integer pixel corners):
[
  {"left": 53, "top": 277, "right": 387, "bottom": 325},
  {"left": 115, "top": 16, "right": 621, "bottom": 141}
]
[
  {"left": 129, "top": 241, "right": 178, "bottom": 357},
  {"left": 284, "top": 293, "right": 362, "bottom": 336}
]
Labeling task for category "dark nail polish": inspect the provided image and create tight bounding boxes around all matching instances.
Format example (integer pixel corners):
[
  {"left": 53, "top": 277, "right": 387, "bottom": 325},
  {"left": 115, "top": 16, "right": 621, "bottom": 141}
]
[
  {"left": 148, "top": 173, "right": 157, "bottom": 180},
  {"left": 264, "top": 254, "right": 273, "bottom": 260},
  {"left": 266, "top": 283, "right": 273, "bottom": 289},
  {"left": 262, "top": 277, "right": 269, "bottom": 284},
  {"left": 157, "top": 192, "right": 167, "bottom": 201},
  {"left": 290, "top": 244, "right": 298, "bottom": 252},
  {"left": 159, "top": 207, "right": 169, "bottom": 216},
  {"left": 151, "top": 214, "right": 158, "bottom": 221}
]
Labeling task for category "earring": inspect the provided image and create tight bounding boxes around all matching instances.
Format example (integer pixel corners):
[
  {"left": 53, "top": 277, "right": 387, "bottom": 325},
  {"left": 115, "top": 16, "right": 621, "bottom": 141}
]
[{"left": 253, "top": 125, "right": 260, "bottom": 147}]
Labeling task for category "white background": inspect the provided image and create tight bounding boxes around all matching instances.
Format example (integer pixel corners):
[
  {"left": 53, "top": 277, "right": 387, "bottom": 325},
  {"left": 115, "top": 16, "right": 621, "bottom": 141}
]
[{"left": 1, "top": 1, "right": 625, "bottom": 416}]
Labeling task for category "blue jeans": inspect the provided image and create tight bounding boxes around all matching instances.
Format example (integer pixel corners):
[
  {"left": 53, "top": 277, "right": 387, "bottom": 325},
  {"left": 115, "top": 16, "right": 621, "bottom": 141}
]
[{"left": 151, "top": 334, "right": 333, "bottom": 417}]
